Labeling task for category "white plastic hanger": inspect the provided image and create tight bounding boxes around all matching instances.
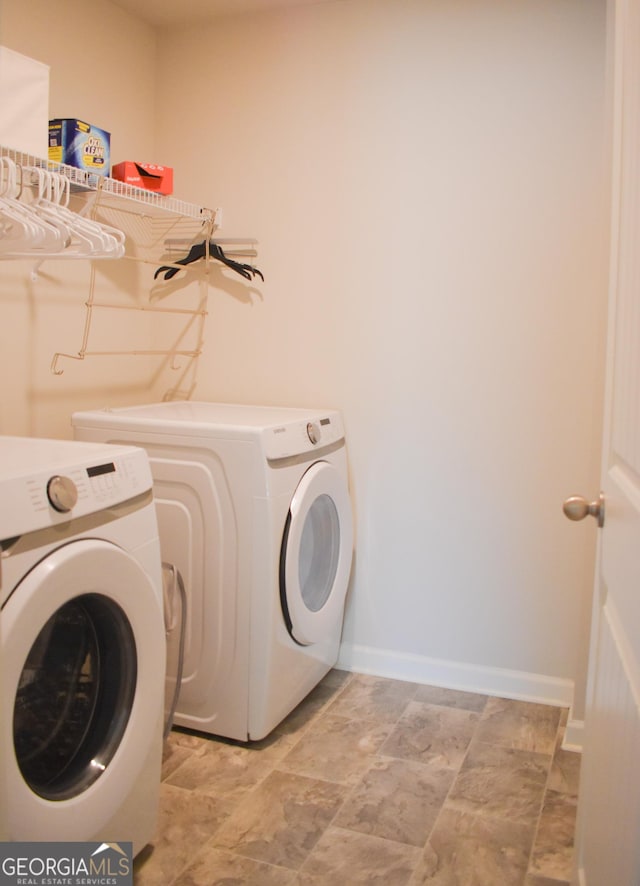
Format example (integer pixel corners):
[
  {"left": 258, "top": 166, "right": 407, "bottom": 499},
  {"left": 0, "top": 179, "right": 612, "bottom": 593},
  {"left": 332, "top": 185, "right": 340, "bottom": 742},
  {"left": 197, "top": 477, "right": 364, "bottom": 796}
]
[{"left": 0, "top": 158, "right": 125, "bottom": 261}]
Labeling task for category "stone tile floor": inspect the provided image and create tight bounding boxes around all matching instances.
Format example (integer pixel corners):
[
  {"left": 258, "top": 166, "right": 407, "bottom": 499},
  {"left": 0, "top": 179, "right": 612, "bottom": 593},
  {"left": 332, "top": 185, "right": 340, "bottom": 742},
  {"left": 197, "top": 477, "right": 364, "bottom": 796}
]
[{"left": 134, "top": 670, "right": 581, "bottom": 885}]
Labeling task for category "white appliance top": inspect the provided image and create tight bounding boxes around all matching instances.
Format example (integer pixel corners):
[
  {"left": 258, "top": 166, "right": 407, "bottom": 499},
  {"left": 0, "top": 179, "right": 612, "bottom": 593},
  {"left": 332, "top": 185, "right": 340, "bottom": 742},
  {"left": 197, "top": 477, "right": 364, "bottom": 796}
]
[
  {"left": 0, "top": 436, "right": 153, "bottom": 539},
  {"left": 72, "top": 401, "right": 346, "bottom": 461}
]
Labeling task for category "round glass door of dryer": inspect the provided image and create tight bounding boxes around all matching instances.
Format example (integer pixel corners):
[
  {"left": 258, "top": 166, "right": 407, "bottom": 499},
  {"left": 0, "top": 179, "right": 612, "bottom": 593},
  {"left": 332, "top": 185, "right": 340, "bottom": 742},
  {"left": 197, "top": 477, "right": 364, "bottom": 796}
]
[{"left": 280, "top": 461, "right": 353, "bottom": 646}]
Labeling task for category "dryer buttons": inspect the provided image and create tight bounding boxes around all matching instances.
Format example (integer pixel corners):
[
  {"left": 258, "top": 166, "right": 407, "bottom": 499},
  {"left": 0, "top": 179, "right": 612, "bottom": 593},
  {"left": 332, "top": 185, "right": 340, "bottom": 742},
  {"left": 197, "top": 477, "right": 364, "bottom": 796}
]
[
  {"left": 47, "top": 475, "right": 79, "bottom": 513},
  {"left": 306, "top": 422, "right": 321, "bottom": 445}
]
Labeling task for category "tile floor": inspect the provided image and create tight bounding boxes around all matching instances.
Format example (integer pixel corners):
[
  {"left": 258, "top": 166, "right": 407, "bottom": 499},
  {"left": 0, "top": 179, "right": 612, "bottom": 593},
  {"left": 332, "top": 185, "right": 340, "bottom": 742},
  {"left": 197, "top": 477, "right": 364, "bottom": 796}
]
[{"left": 134, "top": 670, "right": 581, "bottom": 885}]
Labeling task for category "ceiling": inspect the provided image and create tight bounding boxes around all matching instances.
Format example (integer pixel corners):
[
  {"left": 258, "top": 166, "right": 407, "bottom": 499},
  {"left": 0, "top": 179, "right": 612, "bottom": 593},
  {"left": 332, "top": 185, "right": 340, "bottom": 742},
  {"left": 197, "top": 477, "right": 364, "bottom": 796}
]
[{"left": 110, "top": 0, "right": 339, "bottom": 29}]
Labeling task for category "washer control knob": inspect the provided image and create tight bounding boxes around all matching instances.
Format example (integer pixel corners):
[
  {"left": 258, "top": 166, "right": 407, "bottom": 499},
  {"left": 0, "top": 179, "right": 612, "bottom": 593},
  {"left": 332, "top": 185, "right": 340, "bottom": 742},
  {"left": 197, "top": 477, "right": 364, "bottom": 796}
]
[
  {"left": 307, "top": 422, "right": 321, "bottom": 445},
  {"left": 47, "top": 475, "right": 78, "bottom": 513}
]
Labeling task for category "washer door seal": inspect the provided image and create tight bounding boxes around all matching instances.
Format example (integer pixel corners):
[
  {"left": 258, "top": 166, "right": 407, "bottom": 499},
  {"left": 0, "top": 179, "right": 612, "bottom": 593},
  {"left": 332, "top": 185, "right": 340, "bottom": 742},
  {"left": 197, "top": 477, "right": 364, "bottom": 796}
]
[{"left": 280, "top": 461, "right": 353, "bottom": 646}]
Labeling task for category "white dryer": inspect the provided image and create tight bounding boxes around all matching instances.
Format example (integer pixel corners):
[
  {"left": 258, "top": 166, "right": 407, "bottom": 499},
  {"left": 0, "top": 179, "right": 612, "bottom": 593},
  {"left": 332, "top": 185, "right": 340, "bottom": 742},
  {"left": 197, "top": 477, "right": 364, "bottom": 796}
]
[
  {"left": 72, "top": 402, "right": 354, "bottom": 742},
  {"left": 0, "top": 436, "right": 165, "bottom": 856}
]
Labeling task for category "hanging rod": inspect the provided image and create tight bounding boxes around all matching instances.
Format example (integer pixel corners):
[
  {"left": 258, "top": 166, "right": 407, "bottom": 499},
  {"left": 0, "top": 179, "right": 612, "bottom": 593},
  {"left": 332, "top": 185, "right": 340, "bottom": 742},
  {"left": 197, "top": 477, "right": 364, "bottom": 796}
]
[
  {"left": 50, "top": 347, "right": 203, "bottom": 376},
  {"left": 88, "top": 301, "right": 208, "bottom": 316},
  {"left": 163, "top": 237, "right": 259, "bottom": 258}
]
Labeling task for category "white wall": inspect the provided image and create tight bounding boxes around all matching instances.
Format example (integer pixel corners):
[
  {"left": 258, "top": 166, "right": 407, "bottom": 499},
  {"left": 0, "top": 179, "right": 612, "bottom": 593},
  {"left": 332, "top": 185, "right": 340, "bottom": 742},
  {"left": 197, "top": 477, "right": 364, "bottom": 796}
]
[
  {"left": 0, "top": 0, "right": 608, "bottom": 726},
  {"left": 155, "top": 0, "right": 608, "bottom": 721}
]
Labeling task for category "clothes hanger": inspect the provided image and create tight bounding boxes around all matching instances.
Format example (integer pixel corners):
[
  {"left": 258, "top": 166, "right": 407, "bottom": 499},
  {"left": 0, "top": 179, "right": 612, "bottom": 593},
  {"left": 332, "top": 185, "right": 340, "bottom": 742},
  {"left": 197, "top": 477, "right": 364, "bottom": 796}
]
[
  {"left": 0, "top": 157, "right": 60, "bottom": 258},
  {"left": 27, "top": 167, "right": 73, "bottom": 252},
  {"left": 23, "top": 166, "right": 125, "bottom": 259},
  {"left": 35, "top": 168, "right": 110, "bottom": 256},
  {"left": 53, "top": 173, "right": 125, "bottom": 257},
  {"left": 154, "top": 239, "right": 264, "bottom": 282}
]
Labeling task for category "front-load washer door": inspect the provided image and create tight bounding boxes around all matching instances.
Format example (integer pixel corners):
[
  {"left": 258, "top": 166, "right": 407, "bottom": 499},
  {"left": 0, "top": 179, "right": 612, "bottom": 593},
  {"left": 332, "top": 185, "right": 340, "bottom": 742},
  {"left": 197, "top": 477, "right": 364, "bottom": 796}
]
[
  {"left": 280, "top": 460, "right": 353, "bottom": 646},
  {"left": 1, "top": 538, "right": 165, "bottom": 841}
]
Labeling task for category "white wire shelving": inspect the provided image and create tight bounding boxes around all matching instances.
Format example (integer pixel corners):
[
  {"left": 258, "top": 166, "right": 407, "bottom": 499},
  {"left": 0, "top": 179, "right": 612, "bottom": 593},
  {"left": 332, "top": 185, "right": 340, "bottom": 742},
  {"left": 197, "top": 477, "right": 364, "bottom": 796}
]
[
  {"left": 0, "top": 144, "right": 218, "bottom": 386},
  {"left": 0, "top": 145, "right": 216, "bottom": 223}
]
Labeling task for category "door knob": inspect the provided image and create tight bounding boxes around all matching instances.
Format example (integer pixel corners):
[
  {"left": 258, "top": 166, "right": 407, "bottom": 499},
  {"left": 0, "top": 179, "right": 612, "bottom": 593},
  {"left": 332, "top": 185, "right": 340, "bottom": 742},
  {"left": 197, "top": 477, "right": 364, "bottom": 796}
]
[{"left": 562, "top": 493, "right": 605, "bottom": 528}]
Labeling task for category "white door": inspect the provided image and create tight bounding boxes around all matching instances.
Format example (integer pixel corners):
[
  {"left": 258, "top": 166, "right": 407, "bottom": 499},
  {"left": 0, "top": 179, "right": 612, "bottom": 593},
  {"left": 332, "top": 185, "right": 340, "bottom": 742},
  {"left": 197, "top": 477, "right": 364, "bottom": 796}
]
[
  {"left": 280, "top": 460, "right": 353, "bottom": 646},
  {"left": 573, "top": 0, "right": 640, "bottom": 882}
]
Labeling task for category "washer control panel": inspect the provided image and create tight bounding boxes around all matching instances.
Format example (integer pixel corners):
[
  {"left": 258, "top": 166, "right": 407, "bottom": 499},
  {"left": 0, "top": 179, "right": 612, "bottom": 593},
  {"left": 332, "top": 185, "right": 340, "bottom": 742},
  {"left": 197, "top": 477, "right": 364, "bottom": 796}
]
[
  {"left": 0, "top": 438, "right": 153, "bottom": 540},
  {"left": 33, "top": 454, "right": 146, "bottom": 516}
]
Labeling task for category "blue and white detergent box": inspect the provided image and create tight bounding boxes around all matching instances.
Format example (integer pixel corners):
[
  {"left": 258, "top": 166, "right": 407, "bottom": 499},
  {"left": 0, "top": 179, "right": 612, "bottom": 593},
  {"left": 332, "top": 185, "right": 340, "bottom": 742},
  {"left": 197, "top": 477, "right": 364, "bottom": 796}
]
[{"left": 48, "top": 118, "right": 111, "bottom": 177}]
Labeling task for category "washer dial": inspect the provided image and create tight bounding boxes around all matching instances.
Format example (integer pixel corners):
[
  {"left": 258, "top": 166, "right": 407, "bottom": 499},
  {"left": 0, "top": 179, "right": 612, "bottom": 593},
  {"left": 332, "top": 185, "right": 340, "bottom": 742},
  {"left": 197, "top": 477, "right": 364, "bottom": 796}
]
[{"left": 47, "top": 475, "right": 78, "bottom": 513}]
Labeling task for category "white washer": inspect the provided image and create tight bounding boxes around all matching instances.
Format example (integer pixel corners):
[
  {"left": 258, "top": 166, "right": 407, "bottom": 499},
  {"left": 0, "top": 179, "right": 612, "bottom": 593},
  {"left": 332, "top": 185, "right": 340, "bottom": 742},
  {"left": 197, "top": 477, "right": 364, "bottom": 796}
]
[
  {"left": 0, "top": 436, "right": 165, "bottom": 856},
  {"left": 72, "top": 401, "right": 354, "bottom": 742}
]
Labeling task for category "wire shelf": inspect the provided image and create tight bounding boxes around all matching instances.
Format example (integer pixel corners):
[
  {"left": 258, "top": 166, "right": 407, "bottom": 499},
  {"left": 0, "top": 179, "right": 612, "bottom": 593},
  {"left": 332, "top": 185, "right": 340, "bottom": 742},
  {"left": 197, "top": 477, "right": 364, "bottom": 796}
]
[{"left": 0, "top": 145, "right": 216, "bottom": 223}]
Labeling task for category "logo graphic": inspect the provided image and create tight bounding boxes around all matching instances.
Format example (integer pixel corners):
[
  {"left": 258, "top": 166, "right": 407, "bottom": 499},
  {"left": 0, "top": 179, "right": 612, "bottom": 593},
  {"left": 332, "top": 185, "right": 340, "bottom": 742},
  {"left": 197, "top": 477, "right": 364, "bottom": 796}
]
[
  {"left": 0, "top": 842, "right": 133, "bottom": 886},
  {"left": 92, "top": 843, "right": 129, "bottom": 859}
]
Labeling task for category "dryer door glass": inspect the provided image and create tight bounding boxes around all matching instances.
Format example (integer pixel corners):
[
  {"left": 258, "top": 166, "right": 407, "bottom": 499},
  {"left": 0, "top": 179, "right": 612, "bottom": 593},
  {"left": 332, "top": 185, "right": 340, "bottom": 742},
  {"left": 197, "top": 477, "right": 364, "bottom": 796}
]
[
  {"left": 299, "top": 493, "right": 340, "bottom": 612},
  {"left": 281, "top": 461, "right": 353, "bottom": 646},
  {"left": 13, "top": 593, "right": 137, "bottom": 801}
]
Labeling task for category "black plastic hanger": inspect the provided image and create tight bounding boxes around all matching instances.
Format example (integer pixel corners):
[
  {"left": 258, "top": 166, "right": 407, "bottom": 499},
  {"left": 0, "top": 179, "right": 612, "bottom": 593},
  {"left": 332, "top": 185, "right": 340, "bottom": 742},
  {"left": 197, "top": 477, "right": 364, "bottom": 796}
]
[{"left": 154, "top": 240, "right": 264, "bottom": 282}]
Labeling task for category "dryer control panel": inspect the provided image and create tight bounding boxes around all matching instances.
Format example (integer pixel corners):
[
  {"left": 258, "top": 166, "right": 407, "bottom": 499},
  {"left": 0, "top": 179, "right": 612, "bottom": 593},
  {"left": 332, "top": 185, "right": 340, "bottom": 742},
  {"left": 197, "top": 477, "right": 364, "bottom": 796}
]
[{"left": 263, "top": 412, "right": 345, "bottom": 461}]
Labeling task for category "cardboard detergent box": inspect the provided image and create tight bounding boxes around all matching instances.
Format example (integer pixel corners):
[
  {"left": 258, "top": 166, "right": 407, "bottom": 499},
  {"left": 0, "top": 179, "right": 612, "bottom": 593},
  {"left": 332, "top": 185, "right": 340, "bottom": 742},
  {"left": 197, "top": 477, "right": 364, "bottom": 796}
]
[
  {"left": 111, "top": 161, "right": 173, "bottom": 195},
  {"left": 48, "top": 118, "right": 111, "bottom": 177}
]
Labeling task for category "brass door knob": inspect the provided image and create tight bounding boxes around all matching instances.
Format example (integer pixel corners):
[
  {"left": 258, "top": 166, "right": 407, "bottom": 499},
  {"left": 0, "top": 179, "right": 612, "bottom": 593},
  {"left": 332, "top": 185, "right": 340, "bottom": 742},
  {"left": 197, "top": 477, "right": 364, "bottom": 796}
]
[{"left": 563, "top": 493, "right": 605, "bottom": 528}]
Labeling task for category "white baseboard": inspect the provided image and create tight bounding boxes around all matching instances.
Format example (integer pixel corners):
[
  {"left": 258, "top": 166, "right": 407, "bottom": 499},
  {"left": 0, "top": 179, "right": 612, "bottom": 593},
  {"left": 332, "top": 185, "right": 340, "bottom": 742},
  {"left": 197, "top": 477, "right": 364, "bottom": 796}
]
[
  {"left": 563, "top": 715, "right": 584, "bottom": 752},
  {"left": 337, "top": 641, "right": 575, "bottom": 711}
]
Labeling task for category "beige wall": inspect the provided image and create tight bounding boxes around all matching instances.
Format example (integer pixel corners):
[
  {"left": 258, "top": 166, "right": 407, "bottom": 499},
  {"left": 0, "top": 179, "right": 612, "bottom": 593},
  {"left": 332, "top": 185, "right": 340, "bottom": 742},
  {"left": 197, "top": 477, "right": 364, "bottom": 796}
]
[
  {"left": 0, "top": 0, "right": 608, "bottom": 724},
  {"left": 1, "top": 0, "right": 157, "bottom": 162},
  {"left": 155, "top": 0, "right": 608, "bottom": 722},
  {"left": 0, "top": 0, "right": 162, "bottom": 438}
]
